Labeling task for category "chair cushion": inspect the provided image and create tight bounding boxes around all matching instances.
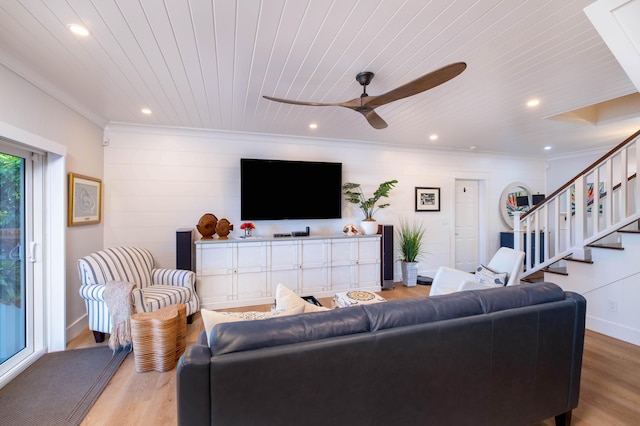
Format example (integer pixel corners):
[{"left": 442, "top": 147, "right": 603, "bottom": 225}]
[
  {"left": 474, "top": 264, "right": 507, "bottom": 287},
  {"left": 139, "top": 285, "right": 193, "bottom": 312}
]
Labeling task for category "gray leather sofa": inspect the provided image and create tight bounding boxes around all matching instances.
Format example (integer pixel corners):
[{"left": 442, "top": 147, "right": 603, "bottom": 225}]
[{"left": 177, "top": 282, "right": 585, "bottom": 426}]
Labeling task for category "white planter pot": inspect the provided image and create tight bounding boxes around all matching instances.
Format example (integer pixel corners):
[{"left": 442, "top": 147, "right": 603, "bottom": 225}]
[
  {"left": 401, "top": 261, "right": 419, "bottom": 287},
  {"left": 360, "top": 220, "right": 378, "bottom": 235}
]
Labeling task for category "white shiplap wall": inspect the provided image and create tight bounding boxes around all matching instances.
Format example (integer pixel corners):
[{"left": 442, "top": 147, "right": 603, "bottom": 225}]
[{"left": 103, "top": 123, "right": 545, "bottom": 280}]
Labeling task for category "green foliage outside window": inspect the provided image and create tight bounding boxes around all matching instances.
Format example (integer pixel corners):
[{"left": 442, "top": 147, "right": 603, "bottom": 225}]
[
  {"left": 0, "top": 153, "right": 22, "bottom": 228},
  {"left": 0, "top": 153, "right": 22, "bottom": 307}
]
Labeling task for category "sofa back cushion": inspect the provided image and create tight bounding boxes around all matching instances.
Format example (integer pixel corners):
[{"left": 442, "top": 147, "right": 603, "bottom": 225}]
[
  {"left": 363, "top": 291, "right": 485, "bottom": 331},
  {"left": 210, "top": 307, "right": 370, "bottom": 356},
  {"left": 363, "top": 282, "right": 566, "bottom": 332},
  {"left": 474, "top": 281, "right": 565, "bottom": 313}
]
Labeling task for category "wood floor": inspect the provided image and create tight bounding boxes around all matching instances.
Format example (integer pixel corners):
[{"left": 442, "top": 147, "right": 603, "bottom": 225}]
[{"left": 66, "top": 284, "right": 640, "bottom": 426}]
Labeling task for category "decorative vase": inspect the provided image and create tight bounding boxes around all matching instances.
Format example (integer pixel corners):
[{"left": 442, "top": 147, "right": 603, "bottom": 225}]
[
  {"left": 360, "top": 219, "right": 378, "bottom": 235},
  {"left": 401, "top": 261, "right": 419, "bottom": 287},
  {"left": 244, "top": 228, "right": 253, "bottom": 238}
]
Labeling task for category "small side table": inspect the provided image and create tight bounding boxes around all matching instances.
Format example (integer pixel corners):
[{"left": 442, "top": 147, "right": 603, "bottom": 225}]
[{"left": 130, "top": 304, "right": 186, "bottom": 373}]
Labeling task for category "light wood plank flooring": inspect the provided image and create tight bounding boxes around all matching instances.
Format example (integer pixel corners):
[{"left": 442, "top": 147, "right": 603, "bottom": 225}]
[{"left": 66, "top": 284, "right": 640, "bottom": 426}]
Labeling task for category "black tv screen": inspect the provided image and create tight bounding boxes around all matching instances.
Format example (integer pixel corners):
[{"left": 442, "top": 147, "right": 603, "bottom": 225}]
[
  {"left": 241, "top": 158, "right": 342, "bottom": 220},
  {"left": 516, "top": 195, "right": 530, "bottom": 207},
  {"left": 532, "top": 194, "right": 545, "bottom": 205}
]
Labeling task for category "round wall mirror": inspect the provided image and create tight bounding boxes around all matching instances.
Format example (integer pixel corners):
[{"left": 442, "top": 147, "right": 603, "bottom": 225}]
[{"left": 499, "top": 182, "right": 533, "bottom": 229}]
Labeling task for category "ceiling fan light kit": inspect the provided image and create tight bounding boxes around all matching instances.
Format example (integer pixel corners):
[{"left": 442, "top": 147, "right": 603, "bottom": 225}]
[{"left": 263, "top": 62, "right": 466, "bottom": 129}]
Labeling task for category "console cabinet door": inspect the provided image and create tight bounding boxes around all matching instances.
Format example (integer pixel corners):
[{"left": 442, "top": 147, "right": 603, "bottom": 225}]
[
  {"left": 330, "top": 239, "right": 357, "bottom": 291},
  {"left": 196, "top": 243, "right": 235, "bottom": 305},
  {"left": 300, "top": 239, "right": 328, "bottom": 294},
  {"left": 269, "top": 240, "right": 301, "bottom": 295},
  {"left": 235, "top": 242, "right": 268, "bottom": 300},
  {"left": 357, "top": 238, "right": 381, "bottom": 288}
]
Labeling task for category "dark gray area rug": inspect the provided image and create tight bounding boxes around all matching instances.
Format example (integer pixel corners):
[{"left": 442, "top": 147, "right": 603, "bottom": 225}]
[{"left": 0, "top": 345, "right": 129, "bottom": 426}]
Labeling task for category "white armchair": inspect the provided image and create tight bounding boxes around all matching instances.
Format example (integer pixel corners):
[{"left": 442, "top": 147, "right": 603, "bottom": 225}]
[
  {"left": 429, "top": 247, "right": 525, "bottom": 296},
  {"left": 77, "top": 247, "right": 199, "bottom": 343}
]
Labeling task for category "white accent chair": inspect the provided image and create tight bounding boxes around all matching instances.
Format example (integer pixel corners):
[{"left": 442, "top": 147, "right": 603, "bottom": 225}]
[
  {"left": 78, "top": 247, "right": 199, "bottom": 343},
  {"left": 429, "top": 247, "right": 525, "bottom": 296}
]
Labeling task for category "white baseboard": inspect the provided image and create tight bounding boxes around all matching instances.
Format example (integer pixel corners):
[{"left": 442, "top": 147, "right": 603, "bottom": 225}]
[
  {"left": 66, "top": 313, "right": 88, "bottom": 344},
  {"left": 586, "top": 315, "right": 640, "bottom": 346}
]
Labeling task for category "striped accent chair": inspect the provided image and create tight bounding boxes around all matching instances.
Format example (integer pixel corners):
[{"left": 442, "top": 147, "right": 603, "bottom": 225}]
[{"left": 78, "top": 247, "right": 199, "bottom": 343}]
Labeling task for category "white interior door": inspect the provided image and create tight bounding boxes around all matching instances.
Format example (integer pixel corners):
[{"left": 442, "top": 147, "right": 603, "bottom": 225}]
[{"left": 454, "top": 180, "right": 479, "bottom": 272}]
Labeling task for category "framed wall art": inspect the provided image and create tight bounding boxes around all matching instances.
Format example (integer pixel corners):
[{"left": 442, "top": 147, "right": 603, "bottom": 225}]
[
  {"left": 415, "top": 187, "right": 440, "bottom": 212},
  {"left": 68, "top": 173, "right": 102, "bottom": 226}
]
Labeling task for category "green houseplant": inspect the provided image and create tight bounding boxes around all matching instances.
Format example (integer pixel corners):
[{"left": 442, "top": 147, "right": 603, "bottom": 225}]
[
  {"left": 397, "top": 219, "right": 426, "bottom": 287},
  {"left": 342, "top": 180, "right": 398, "bottom": 234}
]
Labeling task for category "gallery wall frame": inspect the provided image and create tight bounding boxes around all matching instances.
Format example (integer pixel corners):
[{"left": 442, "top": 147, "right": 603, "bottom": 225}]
[
  {"left": 68, "top": 173, "right": 102, "bottom": 226},
  {"left": 415, "top": 187, "right": 440, "bottom": 212}
]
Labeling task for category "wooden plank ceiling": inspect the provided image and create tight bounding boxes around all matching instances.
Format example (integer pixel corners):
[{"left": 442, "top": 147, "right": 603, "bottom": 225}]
[{"left": 0, "top": 0, "right": 638, "bottom": 156}]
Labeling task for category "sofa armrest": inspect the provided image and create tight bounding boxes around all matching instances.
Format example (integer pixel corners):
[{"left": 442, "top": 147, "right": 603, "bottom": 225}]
[
  {"left": 78, "top": 284, "right": 106, "bottom": 302},
  {"left": 177, "top": 344, "right": 212, "bottom": 426},
  {"left": 151, "top": 268, "right": 195, "bottom": 290},
  {"left": 430, "top": 266, "right": 475, "bottom": 296}
]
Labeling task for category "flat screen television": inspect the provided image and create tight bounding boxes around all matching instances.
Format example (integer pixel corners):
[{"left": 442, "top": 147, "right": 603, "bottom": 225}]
[{"left": 240, "top": 158, "right": 342, "bottom": 220}]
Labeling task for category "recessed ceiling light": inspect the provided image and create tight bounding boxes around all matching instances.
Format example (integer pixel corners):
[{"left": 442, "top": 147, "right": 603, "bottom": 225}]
[
  {"left": 67, "top": 24, "right": 90, "bottom": 37},
  {"left": 309, "top": 123, "right": 317, "bottom": 129},
  {"left": 544, "top": 146, "right": 552, "bottom": 150},
  {"left": 429, "top": 134, "right": 438, "bottom": 140},
  {"left": 141, "top": 108, "right": 152, "bottom": 115},
  {"left": 527, "top": 99, "right": 540, "bottom": 107}
]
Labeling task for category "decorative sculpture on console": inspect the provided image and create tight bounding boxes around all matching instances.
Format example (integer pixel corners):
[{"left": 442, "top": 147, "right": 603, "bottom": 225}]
[
  {"left": 215, "top": 218, "right": 233, "bottom": 240},
  {"left": 197, "top": 213, "right": 218, "bottom": 240}
]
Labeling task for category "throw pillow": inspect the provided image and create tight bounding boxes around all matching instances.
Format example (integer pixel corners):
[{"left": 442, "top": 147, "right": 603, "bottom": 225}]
[
  {"left": 474, "top": 264, "right": 508, "bottom": 287},
  {"left": 275, "top": 283, "right": 330, "bottom": 313},
  {"left": 201, "top": 304, "right": 305, "bottom": 343}
]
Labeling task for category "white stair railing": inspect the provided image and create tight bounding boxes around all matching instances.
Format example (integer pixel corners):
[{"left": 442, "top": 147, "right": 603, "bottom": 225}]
[{"left": 515, "top": 129, "right": 640, "bottom": 279}]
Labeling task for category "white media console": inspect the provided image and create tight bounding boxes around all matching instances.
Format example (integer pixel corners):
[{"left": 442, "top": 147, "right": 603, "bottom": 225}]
[{"left": 195, "top": 234, "right": 382, "bottom": 310}]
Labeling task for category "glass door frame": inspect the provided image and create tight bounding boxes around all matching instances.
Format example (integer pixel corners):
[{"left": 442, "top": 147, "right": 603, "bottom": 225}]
[{"left": 0, "top": 143, "right": 35, "bottom": 377}]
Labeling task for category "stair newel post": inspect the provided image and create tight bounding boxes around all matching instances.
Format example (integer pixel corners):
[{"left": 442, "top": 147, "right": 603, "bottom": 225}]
[
  {"left": 513, "top": 211, "right": 525, "bottom": 269},
  {"left": 573, "top": 175, "right": 590, "bottom": 261}
]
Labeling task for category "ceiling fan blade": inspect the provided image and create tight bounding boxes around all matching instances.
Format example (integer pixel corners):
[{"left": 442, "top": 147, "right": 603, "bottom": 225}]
[
  {"left": 262, "top": 95, "right": 341, "bottom": 107},
  {"left": 364, "top": 62, "right": 467, "bottom": 108},
  {"left": 358, "top": 109, "right": 388, "bottom": 129}
]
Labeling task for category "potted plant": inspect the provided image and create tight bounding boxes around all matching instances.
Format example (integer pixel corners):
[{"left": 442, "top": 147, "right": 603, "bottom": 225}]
[
  {"left": 342, "top": 180, "right": 398, "bottom": 234},
  {"left": 397, "top": 219, "right": 425, "bottom": 287}
]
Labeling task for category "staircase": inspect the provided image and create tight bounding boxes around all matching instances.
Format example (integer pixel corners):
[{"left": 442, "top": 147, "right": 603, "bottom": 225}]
[{"left": 513, "top": 129, "right": 640, "bottom": 346}]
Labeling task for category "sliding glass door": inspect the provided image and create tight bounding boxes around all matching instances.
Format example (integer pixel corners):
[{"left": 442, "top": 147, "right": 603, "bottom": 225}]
[{"left": 0, "top": 146, "right": 31, "bottom": 373}]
